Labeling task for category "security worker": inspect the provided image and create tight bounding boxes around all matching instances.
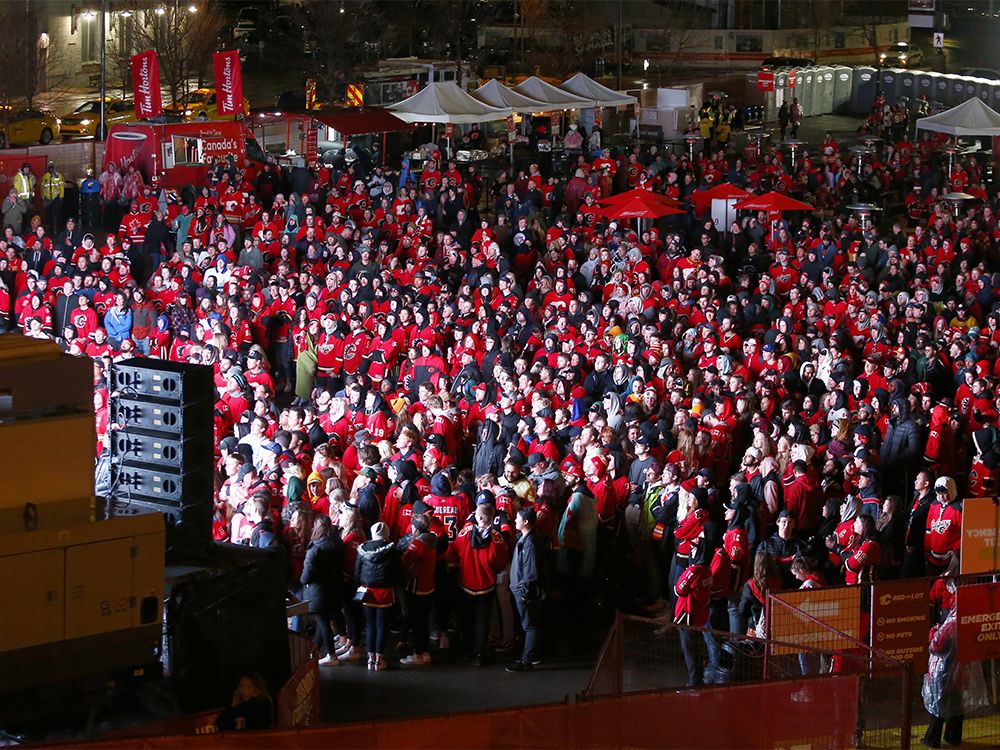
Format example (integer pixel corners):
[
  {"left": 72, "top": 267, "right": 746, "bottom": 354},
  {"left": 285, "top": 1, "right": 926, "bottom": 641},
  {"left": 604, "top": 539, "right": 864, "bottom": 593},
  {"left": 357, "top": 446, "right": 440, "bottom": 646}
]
[
  {"left": 41, "top": 162, "right": 64, "bottom": 233},
  {"left": 13, "top": 163, "right": 34, "bottom": 232}
]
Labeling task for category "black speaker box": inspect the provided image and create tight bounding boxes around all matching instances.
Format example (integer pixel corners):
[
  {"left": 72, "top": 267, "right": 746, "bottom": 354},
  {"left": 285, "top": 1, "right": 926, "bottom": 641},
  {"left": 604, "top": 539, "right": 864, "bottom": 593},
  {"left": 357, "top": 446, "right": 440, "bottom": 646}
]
[
  {"left": 112, "top": 462, "right": 213, "bottom": 505},
  {"left": 111, "top": 428, "right": 214, "bottom": 469},
  {"left": 111, "top": 398, "right": 213, "bottom": 437},
  {"left": 111, "top": 358, "right": 214, "bottom": 405},
  {"left": 108, "top": 494, "right": 213, "bottom": 550}
]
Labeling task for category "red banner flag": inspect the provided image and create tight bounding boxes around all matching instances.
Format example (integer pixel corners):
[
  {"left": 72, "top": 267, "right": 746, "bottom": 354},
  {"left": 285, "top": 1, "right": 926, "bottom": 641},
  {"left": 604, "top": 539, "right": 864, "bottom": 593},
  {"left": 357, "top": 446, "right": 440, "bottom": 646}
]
[
  {"left": 131, "top": 50, "right": 162, "bottom": 119},
  {"left": 213, "top": 50, "right": 244, "bottom": 117}
]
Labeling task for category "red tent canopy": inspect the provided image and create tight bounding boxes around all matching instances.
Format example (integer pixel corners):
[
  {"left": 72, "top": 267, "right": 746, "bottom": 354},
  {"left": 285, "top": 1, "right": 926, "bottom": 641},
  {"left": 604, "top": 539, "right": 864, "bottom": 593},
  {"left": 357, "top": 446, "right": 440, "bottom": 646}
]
[
  {"left": 690, "top": 182, "right": 751, "bottom": 217},
  {"left": 601, "top": 194, "right": 685, "bottom": 220},
  {"left": 312, "top": 108, "right": 414, "bottom": 136}
]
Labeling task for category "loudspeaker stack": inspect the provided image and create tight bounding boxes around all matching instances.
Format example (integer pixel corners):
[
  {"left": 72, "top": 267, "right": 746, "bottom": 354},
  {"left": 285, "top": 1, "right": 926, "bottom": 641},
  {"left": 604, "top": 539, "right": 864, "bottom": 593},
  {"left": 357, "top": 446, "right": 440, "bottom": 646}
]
[{"left": 108, "top": 358, "right": 214, "bottom": 551}]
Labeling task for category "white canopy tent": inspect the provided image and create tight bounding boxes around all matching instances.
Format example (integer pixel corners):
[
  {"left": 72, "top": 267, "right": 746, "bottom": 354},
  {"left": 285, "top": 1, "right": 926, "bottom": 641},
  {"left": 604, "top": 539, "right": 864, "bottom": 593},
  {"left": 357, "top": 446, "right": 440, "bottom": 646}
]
[
  {"left": 473, "top": 79, "right": 551, "bottom": 113},
  {"left": 915, "top": 97, "right": 1000, "bottom": 136},
  {"left": 513, "top": 76, "right": 592, "bottom": 110},
  {"left": 560, "top": 72, "right": 636, "bottom": 107},
  {"left": 387, "top": 81, "right": 511, "bottom": 124}
]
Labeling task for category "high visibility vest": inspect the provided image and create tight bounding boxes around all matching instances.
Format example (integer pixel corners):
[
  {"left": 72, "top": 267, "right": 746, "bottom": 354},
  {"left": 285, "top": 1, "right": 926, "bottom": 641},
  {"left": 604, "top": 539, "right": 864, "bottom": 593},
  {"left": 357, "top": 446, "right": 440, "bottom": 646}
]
[
  {"left": 14, "top": 172, "right": 33, "bottom": 200},
  {"left": 42, "top": 172, "right": 64, "bottom": 201}
]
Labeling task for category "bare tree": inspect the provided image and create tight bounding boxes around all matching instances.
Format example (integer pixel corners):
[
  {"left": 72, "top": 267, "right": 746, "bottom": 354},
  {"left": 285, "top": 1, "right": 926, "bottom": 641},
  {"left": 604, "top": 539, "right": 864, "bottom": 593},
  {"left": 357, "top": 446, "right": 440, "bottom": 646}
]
[
  {"left": 123, "top": 0, "right": 228, "bottom": 106},
  {"left": 0, "top": 4, "right": 69, "bottom": 111}
]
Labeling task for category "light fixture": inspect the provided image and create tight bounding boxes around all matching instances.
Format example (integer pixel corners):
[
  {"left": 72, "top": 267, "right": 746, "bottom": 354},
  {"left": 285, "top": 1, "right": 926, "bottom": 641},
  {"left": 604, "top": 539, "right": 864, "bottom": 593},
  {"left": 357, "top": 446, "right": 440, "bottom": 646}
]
[
  {"left": 155, "top": 6, "right": 166, "bottom": 15},
  {"left": 643, "top": 59, "right": 650, "bottom": 71},
  {"left": 82, "top": 10, "right": 97, "bottom": 20},
  {"left": 339, "top": 4, "right": 345, "bottom": 12},
  {"left": 119, "top": 9, "right": 133, "bottom": 17},
  {"left": 188, "top": 4, "right": 197, "bottom": 12}
]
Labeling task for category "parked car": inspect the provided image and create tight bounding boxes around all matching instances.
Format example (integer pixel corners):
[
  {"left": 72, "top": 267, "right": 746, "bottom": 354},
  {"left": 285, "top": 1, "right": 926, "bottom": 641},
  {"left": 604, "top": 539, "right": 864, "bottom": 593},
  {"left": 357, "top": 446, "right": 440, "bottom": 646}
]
[
  {"left": 962, "top": 68, "right": 1000, "bottom": 80},
  {"left": 60, "top": 99, "right": 136, "bottom": 138},
  {"left": 163, "top": 88, "right": 250, "bottom": 121},
  {"left": 879, "top": 42, "right": 924, "bottom": 67},
  {"left": 233, "top": 6, "right": 259, "bottom": 38},
  {"left": 0, "top": 109, "right": 60, "bottom": 148},
  {"left": 760, "top": 57, "right": 814, "bottom": 70}
]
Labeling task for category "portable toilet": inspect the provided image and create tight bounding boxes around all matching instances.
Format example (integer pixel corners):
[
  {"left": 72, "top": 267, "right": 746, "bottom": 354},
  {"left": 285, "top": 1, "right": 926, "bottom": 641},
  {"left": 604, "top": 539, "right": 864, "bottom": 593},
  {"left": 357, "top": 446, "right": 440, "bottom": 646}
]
[
  {"left": 851, "top": 66, "right": 878, "bottom": 113},
  {"left": 973, "top": 78, "right": 993, "bottom": 103},
  {"left": 946, "top": 75, "right": 972, "bottom": 107},
  {"left": 990, "top": 81, "right": 1000, "bottom": 112},
  {"left": 832, "top": 65, "right": 853, "bottom": 113},
  {"left": 799, "top": 68, "right": 815, "bottom": 115},
  {"left": 915, "top": 71, "right": 938, "bottom": 105},
  {"left": 933, "top": 74, "right": 950, "bottom": 107},
  {"left": 897, "top": 69, "right": 917, "bottom": 107},
  {"left": 813, "top": 66, "right": 835, "bottom": 114},
  {"left": 879, "top": 68, "right": 901, "bottom": 105}
]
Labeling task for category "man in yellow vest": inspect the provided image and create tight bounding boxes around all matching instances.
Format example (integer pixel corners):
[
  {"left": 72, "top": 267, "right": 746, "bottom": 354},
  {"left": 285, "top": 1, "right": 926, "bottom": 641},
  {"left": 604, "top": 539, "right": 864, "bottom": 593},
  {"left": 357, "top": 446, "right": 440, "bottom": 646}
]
[
  {"left": 13, "top": 162, "right": 34, "bottom": 232},
  {"left": 41, "top": 162, "right": 65, "bottom": 233}
]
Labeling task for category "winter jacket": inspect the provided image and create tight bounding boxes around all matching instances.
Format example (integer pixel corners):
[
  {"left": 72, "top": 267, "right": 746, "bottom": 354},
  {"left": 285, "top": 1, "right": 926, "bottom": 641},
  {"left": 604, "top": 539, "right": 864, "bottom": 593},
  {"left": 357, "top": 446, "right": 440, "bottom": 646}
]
[
  {"left": 882, "top": 399, "right": 920, "bottom": 472},
  {"left": 103, "top": 306, "right": 133, "bottom": 343},
  {"left": 300, "top": 533, "right": 344, "bottom": 612},
  {"left": 399, "top": 530, "right": 437, "bottom": 595},
  {"left": 448, "top": 524, "right": 506, "bottom": 595},
  {"left": 355, "top": 539, "right": 400, "bottom": 589},
  {"left": 510, "top": 529, "right": 546, "bottom": 602}
]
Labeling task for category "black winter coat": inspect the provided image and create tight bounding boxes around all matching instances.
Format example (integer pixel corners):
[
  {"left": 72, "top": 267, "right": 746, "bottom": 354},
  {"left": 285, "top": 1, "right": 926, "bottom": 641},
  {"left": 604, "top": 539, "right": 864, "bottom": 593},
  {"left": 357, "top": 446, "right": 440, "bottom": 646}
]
[
  {"left": 300, "top": 533, "right": 344, "bottom": 612},
  {"left": 355, "top": 539, "right": 400, "bottom": 589}
]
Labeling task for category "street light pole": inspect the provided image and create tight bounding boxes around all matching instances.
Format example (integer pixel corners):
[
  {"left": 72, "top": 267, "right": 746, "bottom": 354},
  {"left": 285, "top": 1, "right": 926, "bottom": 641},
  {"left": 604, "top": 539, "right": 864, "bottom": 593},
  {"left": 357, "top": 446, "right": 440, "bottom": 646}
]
[
  {"left": 617, "top": 0, "right": 623, "bottom": 89},
  {"left": 99, "top": 0, "right": 107, "bottom": 140}
]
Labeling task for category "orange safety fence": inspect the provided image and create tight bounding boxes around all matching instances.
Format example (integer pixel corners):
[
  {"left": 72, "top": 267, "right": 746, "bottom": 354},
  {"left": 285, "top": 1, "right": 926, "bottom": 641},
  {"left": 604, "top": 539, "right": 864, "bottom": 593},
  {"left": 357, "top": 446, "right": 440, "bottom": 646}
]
[{"left": 54, "top": 676, "right": 860, "bottom": 749}]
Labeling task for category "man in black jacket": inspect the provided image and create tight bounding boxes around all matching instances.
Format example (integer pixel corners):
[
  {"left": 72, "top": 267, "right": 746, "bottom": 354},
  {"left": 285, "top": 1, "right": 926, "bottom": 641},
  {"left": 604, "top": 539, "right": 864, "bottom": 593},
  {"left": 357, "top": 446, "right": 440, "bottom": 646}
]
[{"left": 507, "top": 507, "right": 546, "bottom": 673}]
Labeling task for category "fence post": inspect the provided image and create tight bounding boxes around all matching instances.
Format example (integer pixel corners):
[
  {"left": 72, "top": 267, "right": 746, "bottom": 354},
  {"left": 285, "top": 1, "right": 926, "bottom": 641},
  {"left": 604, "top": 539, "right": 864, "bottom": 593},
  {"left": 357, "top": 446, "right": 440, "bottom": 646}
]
[
  {"left": 763, "top": 594, "right": 771, "bottom": 680},
  {"left": 901, "top": 661, "right": 913, "bottom": 750},
  {"left": 614, "top": 611, "right": 624, "bottom": 695}
]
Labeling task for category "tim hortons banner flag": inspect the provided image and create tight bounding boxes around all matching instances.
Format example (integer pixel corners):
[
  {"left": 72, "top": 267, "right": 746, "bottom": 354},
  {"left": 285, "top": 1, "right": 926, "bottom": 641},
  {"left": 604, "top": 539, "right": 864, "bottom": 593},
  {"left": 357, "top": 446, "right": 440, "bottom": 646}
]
[
  {"left": 131, "top": 50, "right": 163, "bottom": 119},
  {"left": 213, "top": 50, "right": 244, "bottom": 117}
]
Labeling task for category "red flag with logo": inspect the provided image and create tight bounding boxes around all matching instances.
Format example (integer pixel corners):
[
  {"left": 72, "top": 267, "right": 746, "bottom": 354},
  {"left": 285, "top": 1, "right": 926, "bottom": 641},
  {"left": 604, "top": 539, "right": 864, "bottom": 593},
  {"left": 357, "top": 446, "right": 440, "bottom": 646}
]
[
  {"left": 131, "top": 50, "right": 162, "bottom": 119},
  {"left": 757, "top": 71, "right": 775, "bottom": 92},
  {"left": 213, "top": 50, "right": 244, "bottom": 117}
]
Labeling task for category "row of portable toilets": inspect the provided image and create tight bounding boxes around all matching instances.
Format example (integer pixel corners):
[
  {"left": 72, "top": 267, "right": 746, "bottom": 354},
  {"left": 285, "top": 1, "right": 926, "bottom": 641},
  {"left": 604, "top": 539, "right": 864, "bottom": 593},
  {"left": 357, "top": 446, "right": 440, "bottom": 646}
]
[{"left": 744, "top": 65, "right": 1000, "bottom": 124}]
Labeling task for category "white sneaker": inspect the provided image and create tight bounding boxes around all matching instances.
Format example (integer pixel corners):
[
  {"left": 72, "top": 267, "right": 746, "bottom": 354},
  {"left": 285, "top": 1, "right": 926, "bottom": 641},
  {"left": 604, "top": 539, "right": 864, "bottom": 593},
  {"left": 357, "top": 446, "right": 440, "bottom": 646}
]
[
  {"left": 318, "top": 654, "right": 339, "bottom": 666},
  {"left": 335, "top": 640, "right": 353, "bottom": 655},
  {"left": 400, "top": 652, "right": 431, "bottom": 667},
  {"left": 337, "top": 646, "right": 362, "bottom": 662}
]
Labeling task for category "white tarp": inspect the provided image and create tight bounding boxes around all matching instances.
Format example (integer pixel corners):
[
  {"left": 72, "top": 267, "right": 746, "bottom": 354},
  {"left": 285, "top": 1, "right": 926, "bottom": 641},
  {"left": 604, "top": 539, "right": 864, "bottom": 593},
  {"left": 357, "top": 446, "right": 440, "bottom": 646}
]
[
  {"left": 513, "top": 76, "right": 592, "bottom": 110},
  {"left": 473, "top": 79, "right": 551, "bottom": 114},
  {"left": 915, "top": 96, "right": 1000, "bottom": 136},
  {"left": 387, "top": 81, "right": 511, "bottom": 124},
  {"left": 560, "top": 72, "right": 636, "bottom": 107}
]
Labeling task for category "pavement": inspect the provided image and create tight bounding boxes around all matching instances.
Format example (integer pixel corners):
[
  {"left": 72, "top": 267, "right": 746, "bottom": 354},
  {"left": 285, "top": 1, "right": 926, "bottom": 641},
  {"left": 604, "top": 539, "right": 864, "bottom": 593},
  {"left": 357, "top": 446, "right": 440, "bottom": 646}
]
[{"left": 316, "top": 600, "right": 615, "bottom": 724}]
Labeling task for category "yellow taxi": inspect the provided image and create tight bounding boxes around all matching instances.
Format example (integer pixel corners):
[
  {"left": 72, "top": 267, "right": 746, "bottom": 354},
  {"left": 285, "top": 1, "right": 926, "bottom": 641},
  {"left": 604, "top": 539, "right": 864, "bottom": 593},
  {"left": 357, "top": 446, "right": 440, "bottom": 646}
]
[
  {"left": 163, "top": 88, "right": 250, "bottom": 121},
  {"left": 60, "top": 99, "right": 137, "bottom": 138},
  {"left": 0, "top": 109, "right": 60, "bottom": 148}
]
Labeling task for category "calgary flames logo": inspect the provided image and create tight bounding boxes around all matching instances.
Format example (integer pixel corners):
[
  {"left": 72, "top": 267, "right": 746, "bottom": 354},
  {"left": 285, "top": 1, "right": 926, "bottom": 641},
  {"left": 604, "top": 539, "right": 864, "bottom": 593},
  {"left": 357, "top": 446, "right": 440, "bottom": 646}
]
[{"left": 930, "top": 518, "right": 953, "bottom": 534}]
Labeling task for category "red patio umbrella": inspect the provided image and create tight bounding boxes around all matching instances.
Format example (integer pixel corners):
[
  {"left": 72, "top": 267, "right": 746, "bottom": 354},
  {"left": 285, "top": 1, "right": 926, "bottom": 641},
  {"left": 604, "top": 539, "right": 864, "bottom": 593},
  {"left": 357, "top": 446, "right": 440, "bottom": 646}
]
[
  {"left": 733, "top": 191, "right": 814, "bottom": 213},
  {"left": 601, "top": 194, "right": 685, "bottom": 220},
  {"left": 691, "top": 182, "right": 751, "bottom": 218},
  {"left": 598, "top": 187, "right": 684, "bottom": 209}
]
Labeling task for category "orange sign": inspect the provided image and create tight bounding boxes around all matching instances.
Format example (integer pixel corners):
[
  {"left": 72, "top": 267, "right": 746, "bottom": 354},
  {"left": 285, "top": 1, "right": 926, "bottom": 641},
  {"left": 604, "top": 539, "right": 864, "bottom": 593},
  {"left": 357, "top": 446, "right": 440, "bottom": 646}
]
[
  {"left": 770, "top": 586, "right": 862, "bottom": 655},
  {"left": 872, "top": 578, "right": 929, "bottom": 671},
  {"left": 957, "top": 582, "right": 1000, "bottom": 662},
  {"left": 961, "top": 497, "right": 1000, "bottom": 574}
]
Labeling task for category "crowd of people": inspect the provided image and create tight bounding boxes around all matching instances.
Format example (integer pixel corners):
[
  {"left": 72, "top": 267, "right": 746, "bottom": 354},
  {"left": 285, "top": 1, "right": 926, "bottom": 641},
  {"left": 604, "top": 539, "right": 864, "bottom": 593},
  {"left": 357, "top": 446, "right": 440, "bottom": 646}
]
[{"left": 0, "top": 100, "right": 994, "bottom": 728}]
